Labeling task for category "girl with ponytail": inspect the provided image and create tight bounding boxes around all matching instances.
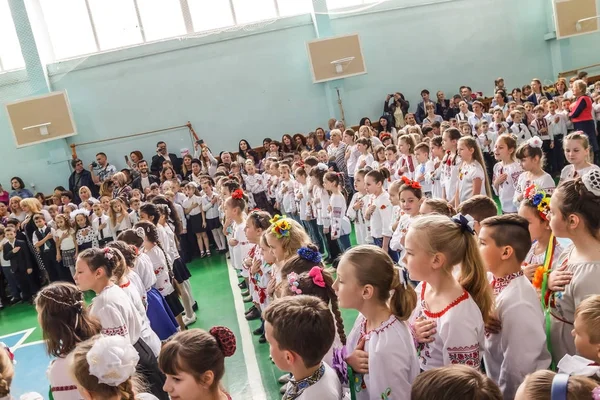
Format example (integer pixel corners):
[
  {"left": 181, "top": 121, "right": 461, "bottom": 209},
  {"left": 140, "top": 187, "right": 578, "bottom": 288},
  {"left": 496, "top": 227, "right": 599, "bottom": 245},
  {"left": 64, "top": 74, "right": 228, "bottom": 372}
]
[
  {"left": 406, "top": 214, "right": 493, "bottom": 371},
  {"left": 160, "top": 327, "right": 237, "bottom": 400},
  {"left": 332, "top": 245, "right": 419, "bottom": 399},
  {"left": 74, "top": 247, "right": 167, "bottom": 400},
  {"left": 70, "top": 335, "right": 152, "bottom": 400}
]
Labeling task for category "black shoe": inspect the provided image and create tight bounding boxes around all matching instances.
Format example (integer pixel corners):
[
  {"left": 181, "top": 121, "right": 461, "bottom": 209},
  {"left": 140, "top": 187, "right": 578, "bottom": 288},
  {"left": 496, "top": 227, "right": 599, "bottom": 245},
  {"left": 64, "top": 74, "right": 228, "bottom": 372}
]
[
  {"left": 243, "top": 295, "right": 253, "bottom": 303},
  {"left": 245, "top": 305, "right": 257, "bottom": 314},
  {"left": 253, "top": 326, "right": 264, "bottom": 336},
  {"left": 192, "top": 301, "right": 198, "bottom": 311},
  {"left": 245, "top": 307, "right": 261, "bottom": 320},
  {"left": 241, "top": 289, "right": 249, "bottom": 296},
  {"left": 259, "top": 334, "right": 266, "bottom": 344},
  {"left": 238, "top": 281, "right": 247, "bottom": 289}
]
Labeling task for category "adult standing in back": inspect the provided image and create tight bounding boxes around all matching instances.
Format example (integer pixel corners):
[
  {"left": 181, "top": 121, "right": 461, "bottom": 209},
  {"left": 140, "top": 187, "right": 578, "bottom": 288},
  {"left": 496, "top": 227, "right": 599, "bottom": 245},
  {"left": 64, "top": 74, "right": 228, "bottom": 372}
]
[
  {"left": 132, "top": 160, "right": 160, "bottom": 191},
  {"left": 527, "top": 78, "right": 553, "bottom": 105},
  {"left": 384, "top": 92, "right": 410, "bottom": 130},
  {"left": 151, "top": 141, "right": 182, "bottom": 176},
  {"left": 69, "top": 159, "right": 96, "bottom": 204},
  {"left": 569, "top": 79, "right": 600, "bottom": 165}
]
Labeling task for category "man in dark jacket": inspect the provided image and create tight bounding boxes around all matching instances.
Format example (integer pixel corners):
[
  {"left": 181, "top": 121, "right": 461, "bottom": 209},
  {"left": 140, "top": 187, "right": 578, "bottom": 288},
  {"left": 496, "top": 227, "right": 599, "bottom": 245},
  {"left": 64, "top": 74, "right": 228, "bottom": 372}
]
[
  {"left": 415, "top": 89, "right": 435, "bottom": 124},
  {"left": 69, "top": 158, "right": 97, "bottom": 203},
  {"left": 151, "top": 141, "right": 182, "bottom": 176},
  {"left": 3, "top": 226, "right": 38, "bottom": 302},
  {"left": 132, "top": 160, "right": 160, "bottom": 191}
]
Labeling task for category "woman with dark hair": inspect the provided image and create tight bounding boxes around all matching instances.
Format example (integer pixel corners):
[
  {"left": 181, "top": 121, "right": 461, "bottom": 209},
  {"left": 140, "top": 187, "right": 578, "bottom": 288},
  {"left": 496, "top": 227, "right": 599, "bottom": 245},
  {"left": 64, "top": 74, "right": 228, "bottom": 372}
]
[
  {"left": 511, "top": 88, "right": 524, "bottom": 105},
  {"left": 570, "top": 79, "right": 600, "bottom": 164},
  {"left": 359, "top": 117, "right": 371, "bottom": 127},
  {"left": 9, "top": 177, "right": 33, "bottom": 199},
  {"left": 527, "top": 78, "right": 553, "bottom": 105},
  {"left": 315, "top": 128, "right": 330, "bottom": 150},
  {"left": 126, "top": 151, "right": 144, "bottom": 180},
  {"left": 292, "top": 133, "right": 307, "bottom": 152},
  {"left": 377, "top": 115, "right": 397, "bottom": 136},
  {"left": 237, "top": 139, "right": 252, "bottom": 163},
  {"left": 384, "top": 92, "right": 410, "bottom": 129},
  {"left": 305, "top": 132, "right": 323, "bottom": 152},
  {"left": 281, "top": 134, "right": 295, "bottom": 158}
]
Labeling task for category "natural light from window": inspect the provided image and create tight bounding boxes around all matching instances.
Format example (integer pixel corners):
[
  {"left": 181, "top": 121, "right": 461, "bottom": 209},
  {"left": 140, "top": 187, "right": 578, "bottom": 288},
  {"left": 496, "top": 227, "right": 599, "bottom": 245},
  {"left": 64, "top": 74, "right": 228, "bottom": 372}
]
[{"left": 0, "top": 0, "right": 26, "bottom": 71}]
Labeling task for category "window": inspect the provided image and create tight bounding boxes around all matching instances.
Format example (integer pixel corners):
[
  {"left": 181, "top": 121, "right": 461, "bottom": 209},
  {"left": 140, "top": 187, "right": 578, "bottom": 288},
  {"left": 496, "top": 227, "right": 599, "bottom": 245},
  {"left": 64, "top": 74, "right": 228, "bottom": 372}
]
[
  {"left": 39, "top": 0, "right": 97, "bottom": 60},
  {"left": 187, "top": 0, "right": 234, "bottom": 31},
  {"left": 0, "top": 0, "right": 26, "bottom": 71},
  {"left": 137, "top": 0, "right": 187, "bottom": 42},
  {"left": 231, "top": 0, "right": 277, "bottom": 24},
  {"left": 276, "top": 0, "right": 313, "bottom": 17},
  {"left": 326, "top": 0, "right": 379, "bottom": 10},
  {"left": 87, "top": 0, "right": 142, "bottom": 51}
]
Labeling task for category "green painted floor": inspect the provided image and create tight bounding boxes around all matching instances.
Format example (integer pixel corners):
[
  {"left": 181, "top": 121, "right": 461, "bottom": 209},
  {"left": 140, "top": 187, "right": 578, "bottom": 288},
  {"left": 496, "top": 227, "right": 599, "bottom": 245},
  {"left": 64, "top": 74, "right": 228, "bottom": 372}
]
[{"left": 0, "top": 250, "right": 358, "bottom": 400}]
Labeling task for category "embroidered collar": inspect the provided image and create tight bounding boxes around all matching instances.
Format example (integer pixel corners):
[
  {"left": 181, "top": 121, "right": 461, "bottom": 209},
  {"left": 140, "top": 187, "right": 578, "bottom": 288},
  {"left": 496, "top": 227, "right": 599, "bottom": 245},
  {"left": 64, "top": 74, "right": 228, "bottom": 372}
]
[
  {"left": 420, "top": 282, "right": 469, "bottom": 318},
  {"left": 491, "top": 271, "right": 523, "bottom": 295},
  {"left": 360, "top": 314, "right": 398, "bottom": 340},
  {"left": 283, "top": 363, "right": 326, "bottom": 400}
]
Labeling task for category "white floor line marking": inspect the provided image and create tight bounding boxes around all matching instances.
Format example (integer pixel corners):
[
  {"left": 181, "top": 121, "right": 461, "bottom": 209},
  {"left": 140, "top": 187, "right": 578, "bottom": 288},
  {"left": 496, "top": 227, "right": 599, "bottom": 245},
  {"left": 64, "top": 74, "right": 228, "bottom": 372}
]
[
  {"left": 13, "top": 339, "right": 45, "bottom": 349},
  {"left": 227, "top": 259, "right": 267, "bottom": 400},
  {"left": 0, "top": 328, "right": 33, "bottom": 341},
  {"left": 11, "top": 328, "right": 35, "bottom": 350}
]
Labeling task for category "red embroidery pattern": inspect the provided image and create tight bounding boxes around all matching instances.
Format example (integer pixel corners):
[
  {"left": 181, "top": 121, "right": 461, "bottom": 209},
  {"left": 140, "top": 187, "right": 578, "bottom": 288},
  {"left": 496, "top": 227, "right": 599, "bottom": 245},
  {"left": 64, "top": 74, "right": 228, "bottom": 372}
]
[
  {"left": 102, "top": 325, "right": 129, "bottom": 336},
  {"left": 491, "top": 271, "right": 523, "bottom": 295},
  {"left": 51, "top": 385, "right": 78, "bottom": 392},
  {"left": 420, "top": 283, "right": 469, "bottom": 318},
  {"left": 447, "top": 344, "right": 481, "bottom": 368}
]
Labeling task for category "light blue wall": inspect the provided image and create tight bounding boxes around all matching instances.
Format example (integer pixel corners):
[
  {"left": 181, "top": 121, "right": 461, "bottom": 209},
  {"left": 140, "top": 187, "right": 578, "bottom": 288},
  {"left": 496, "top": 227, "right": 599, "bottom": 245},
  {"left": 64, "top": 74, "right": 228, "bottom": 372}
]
[{"left": 1, "top": 0, "right": 599, "bottom": 193}]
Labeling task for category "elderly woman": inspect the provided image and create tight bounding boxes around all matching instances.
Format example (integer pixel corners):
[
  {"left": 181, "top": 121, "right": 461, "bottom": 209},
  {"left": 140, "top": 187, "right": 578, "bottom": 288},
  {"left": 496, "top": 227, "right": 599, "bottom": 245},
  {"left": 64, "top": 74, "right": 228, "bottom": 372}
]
[
  {"left": 570, "top": 79, "right": 600, "bottom": 164},
  {"left": 78, "top": 186, "right": 99, "bottom": 209},
  {"left": 111, "top": 172, "right": 132, "bottom": 200}
]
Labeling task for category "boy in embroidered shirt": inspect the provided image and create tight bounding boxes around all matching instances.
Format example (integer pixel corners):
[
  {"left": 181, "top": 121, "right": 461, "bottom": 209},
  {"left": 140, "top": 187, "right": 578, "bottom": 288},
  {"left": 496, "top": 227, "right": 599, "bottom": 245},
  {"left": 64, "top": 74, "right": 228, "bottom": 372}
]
[
  {"left": 128, "top": 197, "right": 142, "bottom": 226},
  {"left": 509, "top": 110, "right": 532, "bottom": 145},
  {"left": 530, "top": 105, "right": 555, "bottom": 175},
  {"left": 478, "top": 215, "right": 551, "bottom": 400},
  {"left": 546, "top": 100, "right": 567, "bottom": 173},
  {"left": 264, "top": 295, "right": 342, "bottom": 400},
  {"left": 457, "top": 195, "right": 498, "bottom": 236}
]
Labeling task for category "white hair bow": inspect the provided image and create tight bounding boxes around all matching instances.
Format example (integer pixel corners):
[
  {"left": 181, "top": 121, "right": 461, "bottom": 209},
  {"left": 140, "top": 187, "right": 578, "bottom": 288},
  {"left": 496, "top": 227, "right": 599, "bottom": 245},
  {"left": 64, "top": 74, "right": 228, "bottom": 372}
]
[{"left": 86, "top": 335, "right": 139, "bottom": 387}]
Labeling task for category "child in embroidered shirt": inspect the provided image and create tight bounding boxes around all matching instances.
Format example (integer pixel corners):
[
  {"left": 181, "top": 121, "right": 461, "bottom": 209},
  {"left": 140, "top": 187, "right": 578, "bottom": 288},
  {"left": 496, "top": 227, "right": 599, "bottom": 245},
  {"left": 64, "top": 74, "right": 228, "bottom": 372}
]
[
  {"left": 559, "top": 132, "right": 600, "bottom": 184},
  {"left": 514, "top": 137, "right": 556, "bottom": 206},
  {"left": 54, "top": 214, "right": 77, "bottom": 277},
  {"left": 276, "top": 164, "right": 298, "bottom": 221},
  {"left": 407, "top": 214, "right": 493, "bottom": 371},
  {"left": 478, "top": 215, "right": 551, "bottom": 399},
  {"left": 427, "top": 136, "right": 445, "bottom": 200},
  {"left": 545, "top": 170, "right": 600, "bottom": 364},
  {"left": 371, "top": 145, "right": 386, "bottom": 170},
  {"left": 294, "top": 168, "right": 320, "bottom": 251},
  {"left": 415, "top": 142, "right": 433, "bottom": 197},
  {"left": 364, "top": 169, "right": 397, "bottom": 263},
  {"left": 160, "top": 328, "right": 237, "bottom": 400},
  {"left": 490, "top": 108, "right": 509, "bottom": 136},
  {"left": 310, "top": 165, "right": 340, "bottom": 263},
  {"left": 411, "top": 365, "right": 503, "bottom": 400},
  {"left": 390, "top": 178, "right": 423, "bottom": 264},
  {"left": 569, "top": 295, "right": 600, "bottom": 367},
  {"left": 108, "top": 198, "right": 132, "bottom": 239},
  {"left": 456, "top": 136, "right": 491, "bottom": 207},
  {"left": 264, "top": 295, "right": 342, "bottom": 400},
  {"left": 383, "top": 145, "right": 399, "bottom": 180},
  {"left": 183, "top": 182, "right": 209, "bottom": 258},
  {"left": 73, "top": 210, "right": 98, "bottom": 251},
  {"left": 397, "top": 135, "right": 418, "bottom": 180},
  {"left": 441, "top": 128, "right": 462, "bottom": 204},
  {"left": 323, "top": 172, "right": 351, "bottom": 252},
  {"left": 492, "top": 134, "right": 523, "bottom": 214},
  {"left": 334, "top": 245, "right": 419, "bottom": 399},
  {"left": 419, "top": 198, "right": 456, "bottom": 217},
  {"left": 457, "top": 195, "right": 498, "bottom": 236},
  {"left": 354, "top": 138, "right": 374, "bottom": 176},
  {"left": 515, "top": 370, "right": 597, "bottom": 400},
  {"left": 518, "top": 187, "right": 564, "bottom": 281},
  {"left": 530, "top": 105, "right": 556, "bottom": 175},
  {"left": 347, "top": 169, "right": 371, "bottom": 245},
  {"left": 476, "top": 121, "right": 497, "bottom": 181},
  {"left": 201, "top": 180, "right": 227, "bottom": 254}
]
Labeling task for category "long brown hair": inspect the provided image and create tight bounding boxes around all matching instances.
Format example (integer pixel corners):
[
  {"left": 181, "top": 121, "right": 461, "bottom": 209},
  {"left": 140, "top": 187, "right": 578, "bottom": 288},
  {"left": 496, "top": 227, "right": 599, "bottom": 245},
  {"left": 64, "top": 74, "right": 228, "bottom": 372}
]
[
  {"left": 35, "top": 282, "right": 101, "bottom": 357},
  {"left": 458, "top": 136, "right": 492, "bottom": 196},
  {"left": 341, "top": 245, "right": 416, "bottom": 321}
]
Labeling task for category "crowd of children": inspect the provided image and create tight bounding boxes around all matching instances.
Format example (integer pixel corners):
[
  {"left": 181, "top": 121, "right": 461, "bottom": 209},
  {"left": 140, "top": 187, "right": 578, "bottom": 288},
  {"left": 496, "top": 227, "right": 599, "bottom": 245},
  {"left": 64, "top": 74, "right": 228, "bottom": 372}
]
[{"left": 1, "top": 76, "right": 600, "bottom": 399}]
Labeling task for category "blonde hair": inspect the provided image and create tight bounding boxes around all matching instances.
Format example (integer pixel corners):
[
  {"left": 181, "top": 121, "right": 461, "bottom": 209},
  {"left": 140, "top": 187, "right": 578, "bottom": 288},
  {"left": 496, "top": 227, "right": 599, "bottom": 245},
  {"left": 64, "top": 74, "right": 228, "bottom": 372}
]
[
  {"left": 564, "top": 131, "right": 590, "bottom": 150},
  {"left": 20, "top": 198, "right": 43, "bottom": 214},
  {"left": 409, "top": 215, "right": 493, "bottom": 323},
  {"left": 411, "top": 365, "right": 502, "bottom": 400},
  {"left": 520, "top": 370, "right": 597, "bottom": 400},
  {"left": 109, "top": 198, "right": 126, "bottom": 228},
  {"left": 341, "top": 245, "right": 416, "bottom": 321},
  {"left": 496, "top": 134, "right": 517, "bottom": 162},
  {"left": 112, "top": 172, "right": 128, "bottom": 187},
  {"left": 0, "top": 346, "right": 14, "bottom": 397},
  {"left": 329, "top": 129, "right": 342, "bottom": 139},
  {"left": 458, "top": 136, "right": 492, "bottom": 197},
  {"left": 399, "top": 134, "right": 416, "bottom": 153},
  {"left": 573, "top": 79, "right": 587, "bottom": 93},
  {"left": 79, "top": 186, "right": 92, "bottom": 198},
  {"left": 266, "top": 218, "right": 310, "bottom": 261},
  {"left": 575, "top": 295, "right": 600, "bottom": 344},
  {"left": 70, "top": 335, "right": 142, "bottom": 400}
]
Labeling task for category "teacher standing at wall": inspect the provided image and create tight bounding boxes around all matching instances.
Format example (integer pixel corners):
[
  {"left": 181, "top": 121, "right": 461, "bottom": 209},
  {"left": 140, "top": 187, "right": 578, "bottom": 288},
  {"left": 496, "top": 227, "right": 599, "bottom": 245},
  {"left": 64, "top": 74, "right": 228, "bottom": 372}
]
[{"left": 569, "top": 79, "right": 600, "bottom": 165}]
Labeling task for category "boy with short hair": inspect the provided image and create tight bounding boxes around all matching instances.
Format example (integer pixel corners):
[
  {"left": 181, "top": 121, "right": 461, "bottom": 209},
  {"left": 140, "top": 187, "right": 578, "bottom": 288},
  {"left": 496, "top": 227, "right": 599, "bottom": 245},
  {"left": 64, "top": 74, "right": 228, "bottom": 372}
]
[
  {"left": 0, "top": 226, "right": 20, "bottom": 305},
  {"left": 128, "top": 197, "right": 142, "bottom": 226},
  {"left": 478, "top": 215, "right": 551, "bottom": 399},
  {"left": 457, "top": 195, "right": 498, "bottom": 235},
  {"left": 263, "top": 295, "right": 342, "bottom": 399},
  {"left": 509, "top": 110, "right": 533, "bottom": 145},
  {"left": 3, "top": 226, "right": 38, "bottom": 303},
  {"left": 559, "top": 295, "right": 600, "bottom": 373},
  {"left": 31, "top": 213, "right": 61, "bottom": 283}
]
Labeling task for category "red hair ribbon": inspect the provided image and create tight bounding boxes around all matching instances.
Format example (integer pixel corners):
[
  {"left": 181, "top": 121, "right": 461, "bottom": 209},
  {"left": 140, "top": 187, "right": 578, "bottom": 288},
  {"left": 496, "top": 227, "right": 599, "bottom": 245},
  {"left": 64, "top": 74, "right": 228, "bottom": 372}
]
[
  {"left": 401, "top": 176, "right": 422, "bottom": 190},
  {"left": 309, "top": 266, "right": 326, "bottom": 288},
  {"left": 232, "top": 189, "right": 244, "bottom": 200}
]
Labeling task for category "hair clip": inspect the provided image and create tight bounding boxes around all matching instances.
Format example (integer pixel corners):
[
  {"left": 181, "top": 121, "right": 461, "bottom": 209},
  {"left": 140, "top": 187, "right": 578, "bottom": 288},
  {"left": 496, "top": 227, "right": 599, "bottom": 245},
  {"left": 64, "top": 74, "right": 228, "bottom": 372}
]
[
  {"left": 308, "top": 266, "right": 326, "bottom": 288},
  {"left": 87, "top": 336, "right": 139, "bottom": 387},
  {"left": 297, "top": 247, "right": 322, "bottom": 264},
  {"left": 523, "top": 184, "right": 551, "bottom": 221},
  {"left": 103, "top": 247, "right": 114, "bottom": 260},
  {"left": 394, "top": 266, "right": 408, "bottom": 289},
  {"left": 451, "top": 213, "right": 475, "bottom": 235},
  {"left": 135, "top": 227, "right": 145, "bottom": 239},
  {"left": 401, "top": 176, "right": 422, "bottom": 190},
  {"left": 231, "top": 188, "right": 244, "bottom": 200},
  {"left": 270, "top": 218, "right": 291, "bottom": 239},
  {"left": 582, "top": 169, "right": 600, "bottom": 197},
  {"left": 69, "top": 209, "right": 89, "bottom": 220},
  {"left": 527, "top": 136, "right": 543, "bottom": 149},
  {"left": 288, "top": 272, "right": 302, "bottom": 295}
]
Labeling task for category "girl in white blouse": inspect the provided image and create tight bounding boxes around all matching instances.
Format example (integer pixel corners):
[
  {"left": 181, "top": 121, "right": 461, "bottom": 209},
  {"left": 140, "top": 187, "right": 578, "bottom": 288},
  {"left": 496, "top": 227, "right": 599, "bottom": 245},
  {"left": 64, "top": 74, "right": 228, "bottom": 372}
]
[
  {"left": 74, "top": 247, "right": 168, "bottom": 400},
  {"left": 455, "top": 136, "right": 492, "bottom": 207},
  {"left": 492, "top": 134, "right": 523, "bottom": 214},
  {"left": 108, "top": 198, "right": 132, "bottom": 239},
  {"left": 323, "top": 172, "right": 352, "bottom": 252},
  {"left": 335, "top": 245, "right": 419, "bottom": 400},
  {"left": 36, "top": 282, "right": 100, "bottom": 400},
  {"left": 513, "top": 137, "right": 556, "bottom": 207},
  {"left": 407, "top": 214, "right": 493, "bottom": 372}
]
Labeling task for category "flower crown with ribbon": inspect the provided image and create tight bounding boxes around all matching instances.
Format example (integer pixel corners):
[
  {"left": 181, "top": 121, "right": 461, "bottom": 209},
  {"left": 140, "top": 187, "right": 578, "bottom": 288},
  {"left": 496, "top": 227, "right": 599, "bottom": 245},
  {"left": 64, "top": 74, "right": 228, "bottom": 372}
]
[
  {"left": 451, "top": 213, "right": 475, "bottom": 235},
  {"left": 297, "top": 247, "right": 322, "bottom": 264},
  {"left": 269, "top": 215, "right": 291, "bottom": 238},
  {"left": 86, "top": 335, "right": 140, "bottom": 387},
  {"left": 401, "top": 176, "right": 422, "bottom": 190},
  {"left": 523, "top": 184, "right": 550, "bottom": 221}
]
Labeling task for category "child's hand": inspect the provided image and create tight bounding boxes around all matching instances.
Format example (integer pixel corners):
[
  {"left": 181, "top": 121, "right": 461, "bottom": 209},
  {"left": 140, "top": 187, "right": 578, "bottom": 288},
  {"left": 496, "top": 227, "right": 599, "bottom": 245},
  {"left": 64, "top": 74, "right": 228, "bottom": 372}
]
[
  {"left": 202, "top": 221, "right": 207, "bottom": 229},
  {"left": 323, "top": 227, "right": 329, "bottom": 234},
  {"left": 57, "top": 254, "right": 62, "bottom": 262},
  {"left": 251, "top": 259, "right": 261, "bottom": 274},
  {"left": 27, "top": 268, "right": 33, "bottom": 275},
  {"left": 417, "top": 174, "right": 425, "bottom": 182},
  {"left": 548, "top": 263, "right": 573, "bottom": 292},
  {"left": 554, "top": 116, "right": 560, "bottom": 124},
  {"left": 485, "top": 313, "right": 502, "bottom": 334},
  {"left": 346, "top": 336, "right": 369, "bottom": 374},
  {"left": 413, "top": 316, "right": 436, "bottom": 343},
  {"left": 392, "top": 222, "right": 399, "bottom": 232},
  {"left": 297, "top": 192, "right": 303, "bottom": 200},
  {"left": 282, "top": 186, "right": 288, "bottom": 194},
  {"left": 494, "top": 173, "right": 508, "bottom": 186},
  {"left": 550, "top": 141, "right": 554, "bottom": 149},
  {"left": 211, "top": 197, "right": 218, "bottom": 204},
  {"left": 99, "top": 223, "right": 106, "bottom": 230},
  {"left": 229, "top": 239, "right": 239, "bottom": 246},
  {"left": 13, "top": 246, "right": 20, "bottom": 253},
  {"left": 327, "top": 205, "right": 332, "bottom": 213},
  {"left": 267, "top": 277, "right": 276, "bottom": 297},
  {"left": 522, "top": 263, "right": 539, "bottom": 281}
]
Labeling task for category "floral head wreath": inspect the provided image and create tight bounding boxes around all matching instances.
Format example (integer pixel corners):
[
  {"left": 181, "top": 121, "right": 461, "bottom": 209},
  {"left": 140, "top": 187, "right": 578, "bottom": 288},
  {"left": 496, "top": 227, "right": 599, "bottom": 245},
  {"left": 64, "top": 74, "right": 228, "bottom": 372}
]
[
  {"left": 86, "top": 335, "right": 139, "bottom": 387},
  {"left": 288, "top": 272, "right": 302, "bottom": 294},
  {"left": 297, "top": 247, "right": 322, "bottom": 264},
  {"left": 401, "top": 176, "right": 422, "bottom": 190},
  {"left": 231, "top": 188, "right": 244, "bottom": 200},
  {"left": 269, "top": 215, "right": 291, "bottom": 238},
  {"left": 524, "top": 184, "right": 550, "bottom": 221}
]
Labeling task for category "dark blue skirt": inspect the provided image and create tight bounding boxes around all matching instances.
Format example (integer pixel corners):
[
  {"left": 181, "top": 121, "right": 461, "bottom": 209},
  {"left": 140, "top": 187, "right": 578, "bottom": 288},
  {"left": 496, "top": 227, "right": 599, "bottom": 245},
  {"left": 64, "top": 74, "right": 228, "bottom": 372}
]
[{"left": 146, "top": 287, "right": 178, "bottom": 340}]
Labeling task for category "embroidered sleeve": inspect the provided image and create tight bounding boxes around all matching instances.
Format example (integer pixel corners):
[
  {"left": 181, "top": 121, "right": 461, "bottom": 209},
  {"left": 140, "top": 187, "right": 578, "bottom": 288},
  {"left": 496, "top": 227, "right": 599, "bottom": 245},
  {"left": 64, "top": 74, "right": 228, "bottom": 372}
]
[
  {"left": 441, "top": 318, "right": 482, "bottom": 369},
  {"left": 95, "top": 303, "right": 131, "bottom": 342}
]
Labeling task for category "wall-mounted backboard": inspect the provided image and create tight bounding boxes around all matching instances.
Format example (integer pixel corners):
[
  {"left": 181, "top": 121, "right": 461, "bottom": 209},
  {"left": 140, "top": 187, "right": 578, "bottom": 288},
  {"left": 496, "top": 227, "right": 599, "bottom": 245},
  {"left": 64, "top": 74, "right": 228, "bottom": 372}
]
[
  {"left": 553, "top": 0, "right": 599, "bottom": 39},
  {"left": 306, "top": 33, "right": 367, "bottom": 83},
  {"left": 5, "top": 90, "right": 77, "bottom": 148}
]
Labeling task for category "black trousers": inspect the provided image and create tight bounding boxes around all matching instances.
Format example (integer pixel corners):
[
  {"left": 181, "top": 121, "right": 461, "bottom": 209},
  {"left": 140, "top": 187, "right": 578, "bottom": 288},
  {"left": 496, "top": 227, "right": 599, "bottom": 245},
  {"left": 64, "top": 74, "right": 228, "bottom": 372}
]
[
  {"left": 14, "top": 268, "right": 39, "bottom": 301},
  {"left": 134, "top": 339, "right": 168, "bottom": 400},
  {"left": 41, "top": 250, "right": 61, "bottom": 283}
]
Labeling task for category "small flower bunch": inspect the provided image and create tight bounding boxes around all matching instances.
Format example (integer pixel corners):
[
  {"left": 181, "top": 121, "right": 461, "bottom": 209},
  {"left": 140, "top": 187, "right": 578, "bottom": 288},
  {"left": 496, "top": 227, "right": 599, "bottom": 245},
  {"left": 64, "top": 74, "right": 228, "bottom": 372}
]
[
  {"left": 270, "top": 215, "right": 291, "bottom": 238},
  {"left": 524, "top": 184, "right": 550, "bottom": 221},
  {"left": 287, "top": 273, "right": 302, "bottom": 295}
]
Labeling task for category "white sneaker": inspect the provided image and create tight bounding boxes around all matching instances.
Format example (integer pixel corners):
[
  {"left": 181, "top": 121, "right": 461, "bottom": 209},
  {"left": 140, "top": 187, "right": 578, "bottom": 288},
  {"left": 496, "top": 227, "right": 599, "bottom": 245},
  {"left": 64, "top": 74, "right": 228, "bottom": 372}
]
[
  {"left": 278, "top": 374, "right": 290, "bottom": 384},
  {"left": 183, "top": 313, "right": 197, "bottom": 326}
]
